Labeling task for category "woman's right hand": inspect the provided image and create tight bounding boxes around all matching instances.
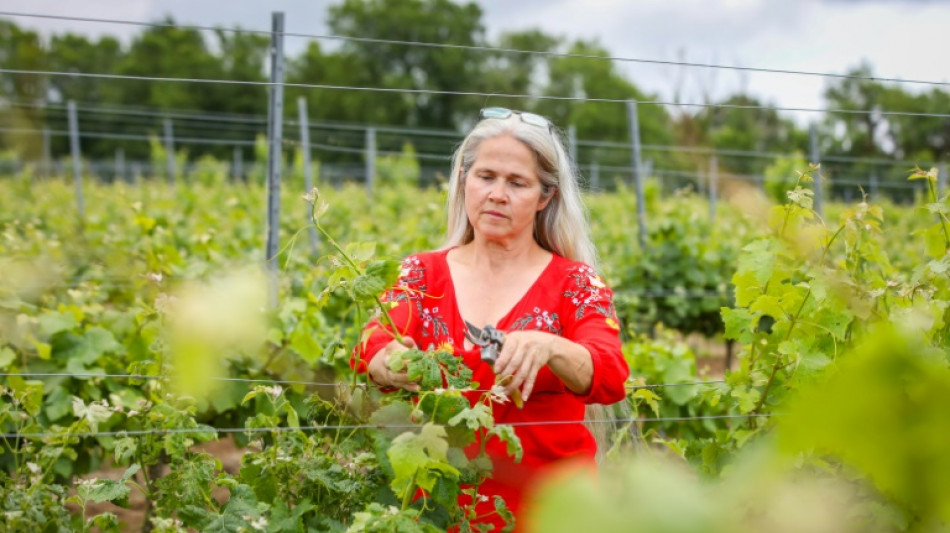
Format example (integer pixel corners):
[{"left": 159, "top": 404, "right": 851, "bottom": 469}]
[{"left": 367, "top": 337, "right": 421, "bottom": 392}]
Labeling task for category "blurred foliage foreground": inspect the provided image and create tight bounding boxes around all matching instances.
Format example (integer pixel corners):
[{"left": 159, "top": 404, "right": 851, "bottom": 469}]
[{"left": 0, "top": 165, "right": 948, "bottom": 532}]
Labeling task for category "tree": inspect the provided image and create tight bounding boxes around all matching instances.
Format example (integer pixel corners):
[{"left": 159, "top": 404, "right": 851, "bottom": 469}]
[
  {"left": 822, "top": 63, "right": 950, "bottom": 198},
  {"left": 46, "top": 33, "right": 123, "bottom": 105},
  {"left": 327, "top": 0, "right": 486, "bottom": 128},
  {"left": 212, "top": 29, "right": 269, "bottom": 117},
  {"left": 823, "top": 63, "right": 888, "bottom": 159},
  {"left": 0, "top": 20, "right": 45, "bottom": 104},
  {"left": 116, "top": 19, "right": 221, "bottom": 112},
  {"left": 692, "top": 94, "right": 806, "bottom": 177},
  {"left": 536, "top": 39, "right": 676, "bottom": 186},
  {"left": 470, "top": 29, "right": 561, "bottom": 114},
  {"left": 0, "top": 20, "right": 47, "bottom": 159}
]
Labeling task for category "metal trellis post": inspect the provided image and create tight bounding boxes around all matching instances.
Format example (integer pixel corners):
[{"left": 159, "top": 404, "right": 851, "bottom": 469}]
[
  {"left": 115, "top": 149, "right": 125, "bottom": 183},
  {"left": 939, "top": 163, "right": 947, "bottom": 198},
  {"left": 626, "top": 100, "right": 647, "bottom": 249},
  {"left": 265, "top": 11, "right": 286, "bottom": 309},
  {"left": 365, "top": 127, "right": 376, "bottom": 198},
  {"left": 297, "top": 96, "right": 319, "bottom": 254},
  {"left": 233, "top": 147, "right": 243, "bottom": 183},
  {"left": 809, "top": 123, "right": 823, "bottom": 217},
  {"left": 591, "top": 160, "right": 600, "bottom": 192},
  {"left": 67, "top": 100, "right": 84, "bottom": 221},
  {"left": 163, "top": 118, "right": 176, "bottom": 184},
  {"left": 42, "top": 126, "right": 51, "bottom": 179},
  {"left": 709, "top": 155, "right": 718, "bottom": 222},
  {"left": 568, "top": 125, "right": 578, "bottom": 168}
]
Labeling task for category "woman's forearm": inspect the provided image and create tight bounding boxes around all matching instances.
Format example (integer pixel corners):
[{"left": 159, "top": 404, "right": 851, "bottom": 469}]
[{"left": 547, "top": 337, "right": 593, "bottom": 395}]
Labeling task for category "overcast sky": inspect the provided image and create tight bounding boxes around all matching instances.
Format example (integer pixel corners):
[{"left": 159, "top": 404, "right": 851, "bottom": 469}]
[{"left": 4, "top": 0, "right": 949, "bottom": 123}]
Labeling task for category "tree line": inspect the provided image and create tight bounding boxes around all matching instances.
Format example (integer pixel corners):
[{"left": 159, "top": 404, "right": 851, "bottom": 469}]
[{"left": 0, "top": 0, "right": 947, "bottom": 194}]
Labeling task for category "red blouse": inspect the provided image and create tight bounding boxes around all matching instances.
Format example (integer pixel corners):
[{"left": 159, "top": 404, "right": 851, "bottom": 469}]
[{"left": 354, "top": 248, "right": 629, "bottom": 531}]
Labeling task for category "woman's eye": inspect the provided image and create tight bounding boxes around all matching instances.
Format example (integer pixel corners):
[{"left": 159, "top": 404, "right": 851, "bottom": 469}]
[{"left": 511, "top": 181, "right": 525, "bottom": 188}]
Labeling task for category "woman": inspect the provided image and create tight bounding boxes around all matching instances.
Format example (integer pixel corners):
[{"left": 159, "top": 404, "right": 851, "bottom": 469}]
[{"left": 356, "top": 107, "right": 629, "bottom": 531}]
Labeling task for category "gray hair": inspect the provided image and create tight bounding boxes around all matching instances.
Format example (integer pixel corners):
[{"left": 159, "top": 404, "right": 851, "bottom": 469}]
[{"left": 443, "top": 113, "right": 598, "bottom": 269}]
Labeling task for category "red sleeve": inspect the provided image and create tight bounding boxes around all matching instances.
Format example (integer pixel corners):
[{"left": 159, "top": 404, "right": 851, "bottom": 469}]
[
  {"left": 351, "top": 254, "right": 427, "bottom": 375},
  {"left": 561, "top": 264, "right": 629, "bottom": 405}
]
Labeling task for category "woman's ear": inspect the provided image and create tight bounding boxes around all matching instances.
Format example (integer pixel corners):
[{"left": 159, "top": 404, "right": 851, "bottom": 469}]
[{"left": 537, "top": 186, "right": 557, "bottom": 211}]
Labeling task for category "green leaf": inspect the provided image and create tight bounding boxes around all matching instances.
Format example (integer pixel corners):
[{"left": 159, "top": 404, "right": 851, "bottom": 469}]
[
  {"left": 79, "top": 464, "right": 139, "bottom": 505},
  {"left": 114, "top": 437, "right": 137, "bottom": 464},
  {"left": 44, "top": 386, "right": 73, "bottom": 421},
  {"left": 8, "top": 377, "right": 43, "bottom": 416},
  {"left": 269, "top": 499, "right": 314, "bottom": 532},
  {"left": 241, "top": 390, "right": 259, "bottom": 405},
  {"left": 738, "top": 239, "right": 776, "bottom": 286},
  {"left": 487, "top": 425, "right": 523, "bottom": 463},
  {"left": 88, "top": 513, "right": 120, "bottom": 532},
  {"left": 289, "top": 321, "right": 322, "bottom": 364},
  {"left": 352, "top": 273, "right": 385, "bottom": 301},
  {"left": 447, "top": 403, "right": 492, "bottom": 430},
  {"left": 750, "top": 295, "right": 784, "bottom": 322},
  {"left": 32, "top": 340, "right": 51, "bottom": 360},
  {"left": 0, "top": 346, "right": 15, "bottom": 369},
  {"left": 286, "top": 405, "right": 300, "bottom": 429},
  {"left": 366, "top": 259, "right": 401, "bottom": 289},
  {"left": 632, "top": 388, "right": 661, "bottom": 416},
  {"left": 353, "top": 259, "right": 402, "bottom": 303},
  {"left": 38, "top": 311, "right": 77, "bottom": 337},
  {"left": 732, "top": 271, "right": 762, "bottom": 308},
  {"left": 924, "top": 202, "right": 949, "bottom": 215},
  {"left": 61, "top": 327, "right": 124, "bottom": 372},
  {"left": 730, "top": 386, "right": 761, "bottom": 413},
  {"left": 419, "top": 392, "right": 469, "bottom": 426},
  {"left": 918, "top": 223, "right": 948, "bottom": 259},
  {"left": 387, "top": 423, "right": 459, "bottom": 496},
  {"left": 347, "top": 242, "right": 377, "bottom": 262},
  {"left": 721, "top": 308, "right": 755, "bottom": 344}
]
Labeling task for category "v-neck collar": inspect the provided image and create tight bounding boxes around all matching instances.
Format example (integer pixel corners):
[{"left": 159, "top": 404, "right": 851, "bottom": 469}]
[{"left": 440, "top": 247, "right": 558, "bottom": 347}]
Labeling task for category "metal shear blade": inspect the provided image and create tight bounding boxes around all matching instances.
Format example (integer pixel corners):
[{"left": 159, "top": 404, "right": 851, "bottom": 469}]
[
  {"left": 464, "top": 320, "right": 504, "bottom": 365},
  {"left": 464, "top": 321, "right": 523, "bottom": 409}
]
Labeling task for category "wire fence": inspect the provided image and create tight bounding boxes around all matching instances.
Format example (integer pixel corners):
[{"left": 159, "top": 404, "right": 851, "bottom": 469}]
[
  {"left": 1, "top": 10, "right": 947, "bottom": 88},
  {"left": 0, "top": 414, "right": 770, "bottom": 441},
  {"left": 0, "top": 372, "right": 726, "bottom": 392},
  {"left": 1, "top": 100, "right": 936, "bottom": 198},
  {"left": 4, "top": 67, "right": 950, "bottom": 121},
  {"left": 0, "top": 370, "right": 739, "bottom": 440}
]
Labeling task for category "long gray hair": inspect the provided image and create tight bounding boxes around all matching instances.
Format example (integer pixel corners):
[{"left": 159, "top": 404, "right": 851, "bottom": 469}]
[{"left": 443, "top": 113, "right": 598, "bottom": 269}]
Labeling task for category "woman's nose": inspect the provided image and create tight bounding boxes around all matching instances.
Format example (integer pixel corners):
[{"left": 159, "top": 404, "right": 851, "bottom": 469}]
[{"left": 487, "top": 180, "right": 507, "bottom": 202}]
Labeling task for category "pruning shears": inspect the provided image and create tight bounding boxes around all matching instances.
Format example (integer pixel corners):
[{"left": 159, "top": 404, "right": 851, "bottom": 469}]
[{"left": 464, "top": 321, "right": 524, "bottom": 409}]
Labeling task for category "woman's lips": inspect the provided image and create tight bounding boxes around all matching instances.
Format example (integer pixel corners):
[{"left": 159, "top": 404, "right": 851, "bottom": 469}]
[{"left": 484, "top": 210, "right": 507, "bottom": 218}]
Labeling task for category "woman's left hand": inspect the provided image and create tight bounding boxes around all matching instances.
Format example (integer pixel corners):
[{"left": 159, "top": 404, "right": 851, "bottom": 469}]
[
  {"left": 492, "top": 330, "right": 558, "bottom": 402},
  {"left": 493, "top": 330, "right": 595, "bottom": 402}
]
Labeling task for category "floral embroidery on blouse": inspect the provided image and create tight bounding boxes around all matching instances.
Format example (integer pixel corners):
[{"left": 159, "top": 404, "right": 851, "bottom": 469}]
[
  {"left": 421, "top": 305, "right": 450, "bottom": 339},
  {"left": 381, "top": 255, "right": 451, "bottom": 341},
  {"left": 563, "top": 265, "right": 619, "bottom": 328},
  {"left": 512, "top": 307, "right": 562, "bottom": 335},
  {"left": 383, "top": 256, "right": 424, "bottom": 311}
]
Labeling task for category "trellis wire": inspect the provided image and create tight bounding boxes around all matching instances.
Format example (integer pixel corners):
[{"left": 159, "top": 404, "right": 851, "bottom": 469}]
[
  {"left": 0, "top": 10, "right": 946, "bottom": 88},
  {"left": 3, "top": 68, "right": 949, "bottom": 119},
  {"left": 6, "top": 100, "right": 937, "bottom": 168},
  {"left": 0, "top": 373, "right": 725, "bottom": 391},
  {"left": 0, "top": 414, "right": 769, "bottom": 441}
]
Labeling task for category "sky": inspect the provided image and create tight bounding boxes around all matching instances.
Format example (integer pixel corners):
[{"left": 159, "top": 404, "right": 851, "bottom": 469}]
[{"left": 3, "top": 0, "right": 949, "bottom": 123}]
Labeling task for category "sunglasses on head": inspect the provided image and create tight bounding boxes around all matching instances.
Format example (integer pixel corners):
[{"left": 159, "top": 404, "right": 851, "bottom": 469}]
[{"left": 479, "top": 107, "right": 554, "bottom": 133}]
